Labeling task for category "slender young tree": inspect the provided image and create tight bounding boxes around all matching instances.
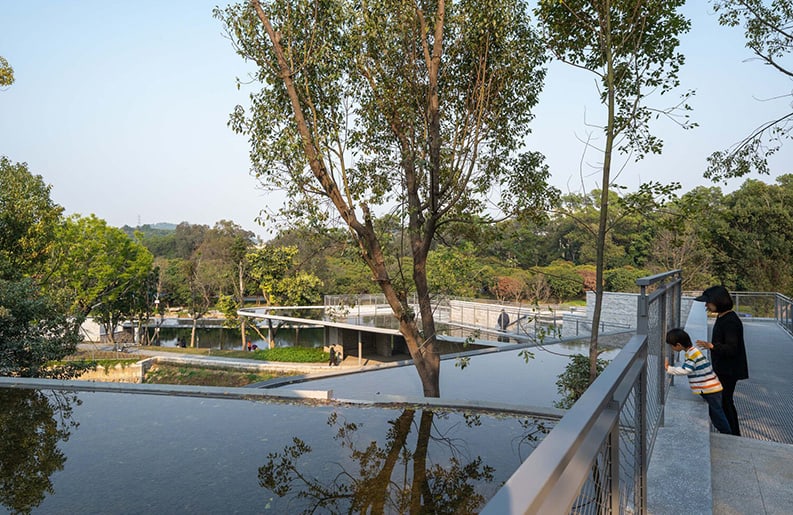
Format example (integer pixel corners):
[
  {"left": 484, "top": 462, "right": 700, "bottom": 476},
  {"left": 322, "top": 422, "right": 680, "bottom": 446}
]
[
  {"left": 216, "top": 0, "right": 552, "bottom": 396},
  {"left": 535, "top": 0, "right": 692, "bottom": 382}
]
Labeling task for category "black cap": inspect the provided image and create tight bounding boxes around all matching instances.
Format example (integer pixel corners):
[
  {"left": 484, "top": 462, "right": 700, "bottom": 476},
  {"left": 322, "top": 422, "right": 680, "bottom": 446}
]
[{"left": 695, "top": 285, "right": 726, "bottom": 303}]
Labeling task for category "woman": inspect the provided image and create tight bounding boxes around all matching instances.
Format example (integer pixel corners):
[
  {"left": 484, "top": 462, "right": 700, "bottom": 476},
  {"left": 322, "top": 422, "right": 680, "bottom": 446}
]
[{"left": 695, "top": 285, "right": 749, "bottom": 436}]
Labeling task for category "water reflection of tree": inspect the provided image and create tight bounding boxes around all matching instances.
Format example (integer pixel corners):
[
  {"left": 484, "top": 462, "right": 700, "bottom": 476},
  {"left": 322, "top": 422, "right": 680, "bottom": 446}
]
[
  {"left": 0, "top": 389, "right": 79, "bottom": 514},
  {"left": 259, "top": 409, "right": 504, "bottom": 514}
]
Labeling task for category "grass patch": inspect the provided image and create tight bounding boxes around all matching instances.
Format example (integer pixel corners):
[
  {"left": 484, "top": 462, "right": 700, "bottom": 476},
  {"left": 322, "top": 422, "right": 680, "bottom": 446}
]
[
  {"left": 227, "top": 347, "right": 328, "bottom": 363},
  {"left": 136, "top": 345, "right": 329, "bottom": 363},
  {"left": 143, "top": 363, "right": 293, "bottom": 387}
]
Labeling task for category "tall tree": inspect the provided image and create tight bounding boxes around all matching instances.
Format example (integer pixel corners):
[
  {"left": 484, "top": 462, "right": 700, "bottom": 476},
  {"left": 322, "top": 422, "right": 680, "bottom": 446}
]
[
  {"left": 0, "top": 157, "right": 84, "bottom": 378},
  {"left": 247, "top": 245, "right": 323, "bottom": 347},
  {"left": 196, "top": 221, "right": 257, "bottom": 349},
  {"left": 706, "top": 175, "right": 793, "bottom": 293},
  {"left": 648, "top": 186, "right": 722, "bottom": 290},
  {"left": 0, "top": 157, "right": 62, "bottom": 278},
  {"left": 535, "top": 0, "right": 691, "bottom": 382},
  {"left": 706, "top": 0, "right": 793, "bottom": 180},
  {"left": 216, "top": 0, "right": 552, "bottom": 396},
  {"left": 43, "top": 216, "right": 154, "bottom": 313}
]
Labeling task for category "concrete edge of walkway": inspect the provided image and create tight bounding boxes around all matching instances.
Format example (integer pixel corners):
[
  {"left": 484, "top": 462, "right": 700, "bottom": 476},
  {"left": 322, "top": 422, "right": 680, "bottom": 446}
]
[
  {"left": 647, "top": 382, "right": 712, "bottom": 515},
  {"left": 0, "top": 376, "right": 567, "bottom": 423}
]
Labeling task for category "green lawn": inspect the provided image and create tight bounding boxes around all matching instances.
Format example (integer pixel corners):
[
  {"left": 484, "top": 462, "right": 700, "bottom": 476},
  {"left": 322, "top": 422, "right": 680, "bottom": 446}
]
[{"left": 139, "top": 345, "right": 328, "bottom": 363}]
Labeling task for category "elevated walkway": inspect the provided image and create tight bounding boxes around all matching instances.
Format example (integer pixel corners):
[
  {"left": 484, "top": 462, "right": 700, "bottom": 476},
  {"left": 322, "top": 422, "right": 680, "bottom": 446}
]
[{"left": 649, "top": 319, "right": 793, "bottom": 514}]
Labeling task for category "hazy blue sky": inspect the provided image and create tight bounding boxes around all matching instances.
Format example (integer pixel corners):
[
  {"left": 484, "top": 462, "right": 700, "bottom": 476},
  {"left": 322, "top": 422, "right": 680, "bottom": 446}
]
[{"left": 1, "top": 1, "right": 790, "bottom": 240}]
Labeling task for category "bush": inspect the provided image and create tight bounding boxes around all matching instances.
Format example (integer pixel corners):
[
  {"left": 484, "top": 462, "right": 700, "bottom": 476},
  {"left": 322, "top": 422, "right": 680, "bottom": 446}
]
[
  {"left": 539, "top": 261, "right": 584, "bottom": 302},
  {"left": 605, "top": 266, "right": 651, "bottom": 292},
  {"left": 251, "top": 347, "right": 328, "bottom": 363},
  {"left": 555, "top": 353, "right": 610, "bottom": 409}
]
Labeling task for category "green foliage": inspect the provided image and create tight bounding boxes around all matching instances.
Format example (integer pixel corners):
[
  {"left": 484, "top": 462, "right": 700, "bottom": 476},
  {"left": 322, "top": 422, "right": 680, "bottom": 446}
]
[
  {"left": 648, "top": 186, "right": 722, "bottom": 290},
  {"left": 605, "top": 266, "right": 652, "bottom": 293},
  {"left": 247, "top": 245, "right": 323, "bottom": 305},
  {"left": 250, "top": 346, "right": 328, "bottom": 363},
  {"left": 272, "top": 272, "right": 323, "bottom": 305},
  {"left": 0, "top": 157, "right": 63, "bottom": 277},
  {"left": 158, "top": 257, "right": 191, "bottom": 308},
  {"left": 322, "top": 256, "right": 378, "bottom": 294},
  {"left": 43, "top": 214, "right": 155, "bottom": 343},
  {"left": 0, "top": 56, "right": 13, "bottom": 87},
  {"left": 705, "top": 175, "right": 793, "bottom": 294},
  {"left": 537, "top": 261, "right": 584, "bottom": 302},
  {"left": 0, "top": 278, "right": 87, "bottom": 378},
  {"left": 555, "top": 353, "right": 610, "bottom": 409},
  {"left": 0, "top": 157, "right": 87, "bottom": 378},
  {"left": 706, "top": 0, "right": 793, "bottom": 180},
  {"left": 427, "top": 244, "right": 488, "bottom": 298}
]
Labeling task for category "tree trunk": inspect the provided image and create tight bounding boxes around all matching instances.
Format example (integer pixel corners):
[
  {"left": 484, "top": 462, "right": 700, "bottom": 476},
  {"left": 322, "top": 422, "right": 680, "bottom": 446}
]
[
  {"left": 590, "top": 4, "right": 615, "bottom": 384},
  {"left": 239, "top": 261, "right": 246, "bottom": 351},
  {"left": 252, "top": 1, "right": 441, "bottom": 397}
]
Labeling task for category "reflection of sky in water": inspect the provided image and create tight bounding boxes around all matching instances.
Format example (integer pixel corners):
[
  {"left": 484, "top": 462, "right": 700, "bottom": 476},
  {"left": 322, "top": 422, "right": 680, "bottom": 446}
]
[
  {"left": 276, "top": 341, "right": 621, "bottom": 408},
  {"left": 10, "top": 390, "right": 549, "bottom": 514}
]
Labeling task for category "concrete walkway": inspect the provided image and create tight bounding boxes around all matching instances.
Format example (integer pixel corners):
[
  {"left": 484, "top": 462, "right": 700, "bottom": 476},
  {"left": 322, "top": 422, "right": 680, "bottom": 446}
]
[
  {"left": 710, "top": 320, "right": 793, "bottom": 514},
  {"left": 649, "top": 319, "right": 793, "bottom": 515}
]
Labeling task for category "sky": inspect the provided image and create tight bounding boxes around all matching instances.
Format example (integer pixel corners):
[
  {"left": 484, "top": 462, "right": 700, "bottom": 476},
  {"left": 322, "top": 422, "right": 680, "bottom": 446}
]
[{"left": 1, "top": 1, "right": 791, "bottom": 241}]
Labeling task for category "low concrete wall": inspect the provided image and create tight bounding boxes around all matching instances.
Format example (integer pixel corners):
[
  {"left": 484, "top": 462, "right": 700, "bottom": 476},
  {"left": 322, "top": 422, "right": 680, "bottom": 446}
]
[{"left": 76, "top": 362, "right": 144, "bottom": 383}]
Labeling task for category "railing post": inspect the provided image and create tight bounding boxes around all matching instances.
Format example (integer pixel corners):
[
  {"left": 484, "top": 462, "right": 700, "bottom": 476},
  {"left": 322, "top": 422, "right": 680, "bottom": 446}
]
[
  {"left": 608, "top": 402, "right": 621, "bottom": 513},
  {"left": 637, "top": 284, "right": 649, "bottom": 335},
  {"left": 638, "top": 356, "right": 649, "bottom": 513}
]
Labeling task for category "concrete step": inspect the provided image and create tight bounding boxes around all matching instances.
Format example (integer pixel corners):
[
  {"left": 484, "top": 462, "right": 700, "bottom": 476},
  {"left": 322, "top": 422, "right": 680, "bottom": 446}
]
[{"left": 711, "top": 434, "right": 793, "bottom": 514}]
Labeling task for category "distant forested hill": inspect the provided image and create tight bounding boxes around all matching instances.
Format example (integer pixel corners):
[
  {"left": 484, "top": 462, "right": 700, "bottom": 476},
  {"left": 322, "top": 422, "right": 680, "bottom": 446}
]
[{"left": 121, "top": 223, "right": 177, "bottom": 239}]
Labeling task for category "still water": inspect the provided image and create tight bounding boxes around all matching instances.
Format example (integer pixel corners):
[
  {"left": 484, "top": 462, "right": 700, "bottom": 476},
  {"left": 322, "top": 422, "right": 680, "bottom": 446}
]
[
  {"left": 275, "top": 340, "right": 624, "bottom": 408},
  {"left": 0, "top": 388, "right": 554, "bottom": 514},
  {"left": 148, "top": 325, "right": 324, "bottom": 350}
]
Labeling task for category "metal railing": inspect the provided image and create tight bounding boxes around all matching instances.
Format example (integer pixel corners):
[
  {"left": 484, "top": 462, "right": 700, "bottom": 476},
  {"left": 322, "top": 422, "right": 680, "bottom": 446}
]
[
  {"left": 482, "top": 270, "right": 680, "bottom": 514},
  {"left": 726, "top": 291, "right": 793, "bottom": 337}
]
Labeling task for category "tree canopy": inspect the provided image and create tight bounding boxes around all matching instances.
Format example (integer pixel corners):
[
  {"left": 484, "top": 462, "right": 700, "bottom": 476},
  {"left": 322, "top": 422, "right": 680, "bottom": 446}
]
[
  {"left": 0, "top": 158, "right": 85, "bottom": 378},
  {"left": 706, "top": 0, "right": 793, "bottom": 180},
  {"left": 535, "top": 0, "right": 691, "bottom": 381},
  {"left": 216, "top": 0, "right": 554, "bottom": 396}
]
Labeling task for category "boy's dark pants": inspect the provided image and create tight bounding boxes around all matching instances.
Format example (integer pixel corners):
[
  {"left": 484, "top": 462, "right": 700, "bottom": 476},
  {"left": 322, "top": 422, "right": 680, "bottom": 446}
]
[{"left": 701, "top": 391, "right": 733, "bottom": 434}]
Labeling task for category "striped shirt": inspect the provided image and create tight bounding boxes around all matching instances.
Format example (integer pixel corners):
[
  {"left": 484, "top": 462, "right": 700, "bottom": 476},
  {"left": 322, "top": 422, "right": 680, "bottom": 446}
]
[{"left": 666, "top": 347, "right": 723, "bottom": 395}]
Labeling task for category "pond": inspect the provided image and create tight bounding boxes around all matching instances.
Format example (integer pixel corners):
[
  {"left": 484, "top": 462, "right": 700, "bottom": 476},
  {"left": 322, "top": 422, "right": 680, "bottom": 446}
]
[
  {"left": 273, "top": 339, "right": 625, "bottom": 408},
  {"left": 147, "top": 325, "right": 324, "bottom": 351},
  {"left": 0, "top": 387, "right": 554, "bottom": 514}
]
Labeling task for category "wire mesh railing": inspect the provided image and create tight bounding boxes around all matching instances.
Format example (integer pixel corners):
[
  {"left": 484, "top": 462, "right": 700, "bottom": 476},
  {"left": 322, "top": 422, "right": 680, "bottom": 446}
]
[{"left": 481, "top": 270, "right": 681, "bottom": 514}]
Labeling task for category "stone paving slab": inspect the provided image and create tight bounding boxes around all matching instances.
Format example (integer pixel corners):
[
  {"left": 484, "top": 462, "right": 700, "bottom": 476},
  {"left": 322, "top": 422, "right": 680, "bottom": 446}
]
[
  {"left": 711, "top": 434, "right": 793, "bottom": 515},
  {"left": 708, "top": 320, "right": 793, "bottom": 515}
]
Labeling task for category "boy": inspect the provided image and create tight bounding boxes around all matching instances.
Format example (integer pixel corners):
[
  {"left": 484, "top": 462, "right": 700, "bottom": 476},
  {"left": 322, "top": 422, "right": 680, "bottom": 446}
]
[{"left": 665, "top": 328, "right": 733, "bottom": 434}]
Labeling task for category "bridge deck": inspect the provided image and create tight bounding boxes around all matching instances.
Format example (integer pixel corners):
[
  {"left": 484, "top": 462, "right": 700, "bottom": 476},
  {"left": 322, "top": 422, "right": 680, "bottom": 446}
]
[{"left": 734, "top": 320, "right": 793, "bottom": 444}]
